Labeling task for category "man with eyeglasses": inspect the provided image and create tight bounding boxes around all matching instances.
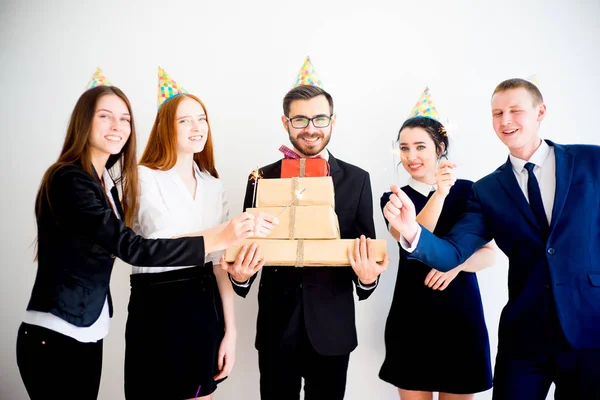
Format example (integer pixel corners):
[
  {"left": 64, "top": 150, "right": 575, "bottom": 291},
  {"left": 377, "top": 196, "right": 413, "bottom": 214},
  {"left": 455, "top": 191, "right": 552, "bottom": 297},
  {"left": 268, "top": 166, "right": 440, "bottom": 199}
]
[{"left": 225, "top": 84, "right": 387, "bottom": 399}]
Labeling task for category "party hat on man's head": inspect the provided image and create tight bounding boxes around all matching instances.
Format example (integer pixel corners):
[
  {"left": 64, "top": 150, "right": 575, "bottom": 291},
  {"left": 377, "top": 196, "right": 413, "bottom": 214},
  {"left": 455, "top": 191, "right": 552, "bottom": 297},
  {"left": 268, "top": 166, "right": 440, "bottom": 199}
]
[
  {"left": 158, "top": 67, "right": 188, "bottom": 108},
  {"left": 292, "top": 56, "right": 323, "bottom": 89},
  {"left": 86, "top": 67, "right": 112, "bottom": 89},
  {"left": 408, "top": 87, "right": 439, "bottom": 121},
  {"left": 525, "top": 74, "right": 540, "bottom": 86}
]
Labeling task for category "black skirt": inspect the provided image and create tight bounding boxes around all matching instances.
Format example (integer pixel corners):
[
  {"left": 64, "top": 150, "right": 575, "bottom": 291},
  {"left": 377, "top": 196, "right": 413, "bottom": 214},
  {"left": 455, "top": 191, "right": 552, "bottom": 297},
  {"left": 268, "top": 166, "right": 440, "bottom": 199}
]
[{"left": 124, "top": 266, "right": 225, "bottom": 399}]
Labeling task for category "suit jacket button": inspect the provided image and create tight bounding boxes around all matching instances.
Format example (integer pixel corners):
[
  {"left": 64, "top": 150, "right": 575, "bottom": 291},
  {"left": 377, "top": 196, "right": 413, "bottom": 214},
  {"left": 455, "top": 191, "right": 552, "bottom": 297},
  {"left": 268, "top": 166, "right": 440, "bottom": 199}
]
[
  {"left": 547, "top": 248, "right": 555, "bottom": 255},
  {"left": 110, "top": 254, "right": 116, "bottom": 259}
]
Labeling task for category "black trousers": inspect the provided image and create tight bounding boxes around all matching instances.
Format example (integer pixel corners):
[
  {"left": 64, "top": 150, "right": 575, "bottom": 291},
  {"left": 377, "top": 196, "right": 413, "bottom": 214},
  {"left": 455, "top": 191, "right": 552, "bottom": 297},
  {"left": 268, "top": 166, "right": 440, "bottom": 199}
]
[
  {"left": 258, "top": 326, "right": 350, "bottom": 400},
  {"left": 16, "top": 322, "right": 103, "bottom": 400}
]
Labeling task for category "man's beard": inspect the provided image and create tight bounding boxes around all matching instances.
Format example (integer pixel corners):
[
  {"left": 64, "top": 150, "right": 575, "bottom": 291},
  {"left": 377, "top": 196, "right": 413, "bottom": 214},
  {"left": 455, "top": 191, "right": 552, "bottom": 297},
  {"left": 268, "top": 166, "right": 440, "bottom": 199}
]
[{"left": 288, "top": 129, "right": 331, "bottom": 157}]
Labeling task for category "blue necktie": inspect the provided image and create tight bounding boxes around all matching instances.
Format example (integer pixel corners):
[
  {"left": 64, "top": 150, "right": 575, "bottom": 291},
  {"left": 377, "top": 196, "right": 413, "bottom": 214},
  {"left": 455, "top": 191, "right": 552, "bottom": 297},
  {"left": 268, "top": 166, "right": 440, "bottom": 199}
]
[{"left": 524, "top": 162, "right": 549, "bottom": 234}]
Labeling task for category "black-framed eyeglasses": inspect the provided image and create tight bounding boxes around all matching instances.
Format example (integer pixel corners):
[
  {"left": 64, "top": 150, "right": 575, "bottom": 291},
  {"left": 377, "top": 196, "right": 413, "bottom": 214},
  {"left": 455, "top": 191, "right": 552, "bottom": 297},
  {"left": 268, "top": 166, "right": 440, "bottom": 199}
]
[{"left": 286, "top": 115, "right": 333, "bottom": 129}]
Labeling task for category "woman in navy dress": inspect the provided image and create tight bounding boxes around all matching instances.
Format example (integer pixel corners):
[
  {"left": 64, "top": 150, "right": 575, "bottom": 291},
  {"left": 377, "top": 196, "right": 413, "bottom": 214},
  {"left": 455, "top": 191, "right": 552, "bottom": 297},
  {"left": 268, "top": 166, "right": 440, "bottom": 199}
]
[{"left": 380, "top": 117, "right": 495, "bottom": 400}]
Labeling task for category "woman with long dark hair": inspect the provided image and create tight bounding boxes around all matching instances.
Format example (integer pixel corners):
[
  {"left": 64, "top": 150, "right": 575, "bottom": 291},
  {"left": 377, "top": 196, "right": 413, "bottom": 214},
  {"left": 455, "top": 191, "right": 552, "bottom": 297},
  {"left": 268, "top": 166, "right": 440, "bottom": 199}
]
[{"left": 16, "top": 85, "right": 262, "bottom": 400}]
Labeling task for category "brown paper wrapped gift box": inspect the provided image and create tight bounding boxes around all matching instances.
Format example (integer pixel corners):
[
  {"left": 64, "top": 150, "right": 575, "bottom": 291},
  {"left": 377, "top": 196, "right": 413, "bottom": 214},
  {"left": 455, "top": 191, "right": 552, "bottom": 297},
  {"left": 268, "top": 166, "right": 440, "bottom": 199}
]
[
  {"left": 224, "top": 239, "right": 387, "bottom": 267},
  {"left": 247, "top": 205, "right": 340, "bottom": 239},
  {"left": 256, "top": 176, "right": 334, "bottom": 207}
]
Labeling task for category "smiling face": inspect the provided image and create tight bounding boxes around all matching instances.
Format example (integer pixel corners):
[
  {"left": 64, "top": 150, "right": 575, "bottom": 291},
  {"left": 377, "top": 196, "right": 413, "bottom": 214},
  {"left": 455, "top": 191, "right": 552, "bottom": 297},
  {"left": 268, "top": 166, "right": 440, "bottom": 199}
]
[
  {"left": 399, "top": 126, "right": 440, "bottom": 184},
  {"left": 175, "top": 97, "right": 209, "bottom": 156},
  {"left": 88, "top": 94, "right": 131, "bottom": 163},
  {"left": 282, "top": 94, "right": 334, "bottom": 157},
  {"left": 491, "top": 87, "right": 546, "bottom": 159}
]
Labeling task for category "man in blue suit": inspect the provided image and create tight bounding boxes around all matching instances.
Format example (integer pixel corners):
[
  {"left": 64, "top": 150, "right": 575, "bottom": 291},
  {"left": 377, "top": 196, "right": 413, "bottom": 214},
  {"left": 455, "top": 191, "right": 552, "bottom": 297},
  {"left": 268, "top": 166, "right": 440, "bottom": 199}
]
[{"left": 383, "top": 78, "right": 600, "bottom": 399}]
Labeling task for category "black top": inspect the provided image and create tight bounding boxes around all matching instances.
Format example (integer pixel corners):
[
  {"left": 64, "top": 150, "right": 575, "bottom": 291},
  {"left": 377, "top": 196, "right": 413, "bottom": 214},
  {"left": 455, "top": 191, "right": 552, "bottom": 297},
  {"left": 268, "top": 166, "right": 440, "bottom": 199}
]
[
  {"left": 378, "top": 180, "right": 492, "bottom": 393},
  {"left": 27, "top": 163, "right": 207, "bottom": 327}
]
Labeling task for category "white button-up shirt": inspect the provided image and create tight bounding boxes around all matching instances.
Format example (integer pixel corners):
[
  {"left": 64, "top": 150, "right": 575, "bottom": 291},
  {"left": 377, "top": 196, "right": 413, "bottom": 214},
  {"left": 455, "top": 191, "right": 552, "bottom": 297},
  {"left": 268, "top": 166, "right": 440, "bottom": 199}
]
[
  {"left": 508, "top": 139, "right": 556, "bottom": 225},
  {"left": 132, "top": 163, "right": 229, "bottom": 274}
]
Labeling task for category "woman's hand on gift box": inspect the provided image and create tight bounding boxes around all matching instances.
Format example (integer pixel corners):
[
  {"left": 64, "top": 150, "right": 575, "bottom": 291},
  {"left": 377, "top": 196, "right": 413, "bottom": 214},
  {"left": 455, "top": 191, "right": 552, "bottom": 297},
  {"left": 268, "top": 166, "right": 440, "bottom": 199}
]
[
  {"left": 207, "top": 212, "right": 256, "bottom": 253},
  {"left": 220, "top": 242, "right": 265, "bottom": 283},
  {"left": 253, "top": 212, "right": 279, "bottom": 238},
  {"left": 347, "top": 235, "right": 390, "bottom": 285}
]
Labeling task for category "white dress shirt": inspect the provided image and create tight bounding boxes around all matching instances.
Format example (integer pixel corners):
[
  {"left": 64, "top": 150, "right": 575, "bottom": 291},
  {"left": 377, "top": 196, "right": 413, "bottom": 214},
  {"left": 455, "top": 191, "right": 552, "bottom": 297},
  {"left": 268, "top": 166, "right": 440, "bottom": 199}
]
[
  {"left": 132, "top": 163, "right": 229, "bottom": 274},
  {"left": 508, "top": 139, "right": 555, "bottom": 225},
  {"left": 401, "top": 139, "right": 556, "bottom": 250},
  {"left": 23, "top": 169, "right": 115, "bottom": 343}
]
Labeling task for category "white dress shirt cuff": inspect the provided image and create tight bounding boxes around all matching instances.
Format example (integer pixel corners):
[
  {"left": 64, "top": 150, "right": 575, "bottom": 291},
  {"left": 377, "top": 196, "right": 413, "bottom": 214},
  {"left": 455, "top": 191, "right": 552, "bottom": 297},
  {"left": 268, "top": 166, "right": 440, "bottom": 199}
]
[
  {"left": 356, "top": 277, "right": 378, "bottom": 290},
  {"left": 399, "top": 225, "right": 422, "bottom": 253},
  {"left": 229, "top": 274, "right": 251, "bottom": 288}
]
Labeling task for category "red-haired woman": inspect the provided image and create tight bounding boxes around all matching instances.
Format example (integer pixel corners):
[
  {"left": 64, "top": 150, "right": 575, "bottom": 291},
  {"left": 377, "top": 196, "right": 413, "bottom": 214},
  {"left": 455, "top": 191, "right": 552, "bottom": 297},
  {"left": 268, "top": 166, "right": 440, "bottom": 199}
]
[
  {"left": 16, "top": 86, "right": 258, "bottom": 400},
  {"left": 125, "top": 93, "right": 276, "bottom": 400}
]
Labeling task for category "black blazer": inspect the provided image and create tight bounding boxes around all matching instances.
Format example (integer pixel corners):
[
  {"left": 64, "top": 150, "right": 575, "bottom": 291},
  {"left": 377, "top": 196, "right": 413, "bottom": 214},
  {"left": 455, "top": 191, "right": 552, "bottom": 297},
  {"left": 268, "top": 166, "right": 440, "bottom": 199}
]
[
  {"left": 27, "top": 164, "right": 207, "bottom": 327},
  {"left": 233, "top": 153, "right": 377, "bottom": 356}
]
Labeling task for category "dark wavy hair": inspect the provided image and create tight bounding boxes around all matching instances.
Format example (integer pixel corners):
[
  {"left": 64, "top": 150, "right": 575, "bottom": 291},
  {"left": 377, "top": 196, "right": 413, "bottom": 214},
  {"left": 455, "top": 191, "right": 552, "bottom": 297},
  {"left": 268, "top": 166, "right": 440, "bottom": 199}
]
[{"left": 397, "top": 116, "right": 448, "bottom": 159}]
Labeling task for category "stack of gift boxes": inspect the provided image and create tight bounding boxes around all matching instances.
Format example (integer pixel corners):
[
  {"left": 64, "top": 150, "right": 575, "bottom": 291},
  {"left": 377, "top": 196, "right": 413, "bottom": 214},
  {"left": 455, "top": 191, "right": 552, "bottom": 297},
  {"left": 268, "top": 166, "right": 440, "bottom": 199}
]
[{"left": 225, "top": 158, "right": 386, "bottom": 267}]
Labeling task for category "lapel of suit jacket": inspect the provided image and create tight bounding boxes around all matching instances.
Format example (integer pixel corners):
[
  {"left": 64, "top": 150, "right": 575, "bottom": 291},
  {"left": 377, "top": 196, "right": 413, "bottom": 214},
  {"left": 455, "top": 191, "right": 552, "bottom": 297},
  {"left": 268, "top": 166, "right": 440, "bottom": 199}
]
[
  {"left": 496, "top": 157, "right": 544, "bottom": 234},
  {"left": 327, "top": 151, "right": 342, "bottom": 188},
  {"left": 264, "top": 160, "right": 282, "bottom": 179},
  {"left": 91, "top": 165, "right": 125, "bottom": 220},
  {"left": 110, "top": 186, "right": 125, "bottom": 220},
  {"left": 548, "top": 140, "right": 573, "bottom": 232}
]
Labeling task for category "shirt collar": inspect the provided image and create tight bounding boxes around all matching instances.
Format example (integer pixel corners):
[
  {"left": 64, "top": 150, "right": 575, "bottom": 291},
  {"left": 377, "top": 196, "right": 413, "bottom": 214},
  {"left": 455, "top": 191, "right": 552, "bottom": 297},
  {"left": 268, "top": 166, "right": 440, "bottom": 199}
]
[
  {"left": 167, "top": 161, "right": 204, "bottom": 179},
  {"left": 509, "top": 139, "right": 551, "bottom": 174},
  {"left": 408, "top": 177, "right": 436, "bottom": 197},
  {"left": 102, "top": 169, "right": 115, "bottom": 194},
  {"left": 192, "top": 161, "right": 202, "bottom": 179}
]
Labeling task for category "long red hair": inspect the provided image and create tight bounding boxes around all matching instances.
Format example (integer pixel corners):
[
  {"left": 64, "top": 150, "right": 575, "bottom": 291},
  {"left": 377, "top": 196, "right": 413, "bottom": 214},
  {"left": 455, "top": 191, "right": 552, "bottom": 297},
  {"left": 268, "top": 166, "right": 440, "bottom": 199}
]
[{"left": 140, "top": 94, "right": 219, "bottom": 178}]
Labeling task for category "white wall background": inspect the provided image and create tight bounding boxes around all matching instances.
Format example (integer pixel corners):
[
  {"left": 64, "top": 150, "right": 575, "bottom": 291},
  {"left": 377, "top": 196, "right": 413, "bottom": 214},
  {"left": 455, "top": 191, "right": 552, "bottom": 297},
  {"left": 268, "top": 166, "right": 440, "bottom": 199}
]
[{"left": 1, "top": 0, "right": 599, "bottom": 399}]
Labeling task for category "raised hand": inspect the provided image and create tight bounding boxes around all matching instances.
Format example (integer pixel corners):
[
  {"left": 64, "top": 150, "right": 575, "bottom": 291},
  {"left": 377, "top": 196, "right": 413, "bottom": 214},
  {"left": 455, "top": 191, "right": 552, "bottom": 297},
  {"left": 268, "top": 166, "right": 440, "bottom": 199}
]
[
  {"left": 220, "top": 242, "right": 265, "bottom": 283},
  {"left": 435, "top": 160, "right": 457, "bottom": 197},
  {"left": 383, "top": 185, "right": 420, "bottom": 242}
]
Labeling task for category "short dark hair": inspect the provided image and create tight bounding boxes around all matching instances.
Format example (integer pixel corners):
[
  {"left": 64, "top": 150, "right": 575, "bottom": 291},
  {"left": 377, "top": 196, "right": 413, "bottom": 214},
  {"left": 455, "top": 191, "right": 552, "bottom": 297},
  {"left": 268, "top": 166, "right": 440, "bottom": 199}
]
[
  {"left": 283, "top": 85, "right": 334, "bottom": 117},
  {"left": 398, "top": 117, "right": 449, "bottom": 159},
  {"left": 493, "top": 78, "right": 544, "bottom": 105}
]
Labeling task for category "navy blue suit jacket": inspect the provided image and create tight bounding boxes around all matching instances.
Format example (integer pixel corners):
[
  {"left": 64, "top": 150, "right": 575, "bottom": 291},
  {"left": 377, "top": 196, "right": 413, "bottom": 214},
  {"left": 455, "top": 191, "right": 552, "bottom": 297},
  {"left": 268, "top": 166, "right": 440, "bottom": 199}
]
[{"left": 409, "top": 141, "right": 600, "bottom": 350}]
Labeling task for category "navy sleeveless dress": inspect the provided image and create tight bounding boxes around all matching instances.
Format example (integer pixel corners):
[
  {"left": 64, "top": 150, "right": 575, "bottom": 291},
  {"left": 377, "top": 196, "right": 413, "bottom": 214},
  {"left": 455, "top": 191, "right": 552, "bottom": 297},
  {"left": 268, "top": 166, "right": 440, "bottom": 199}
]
[{"left": 379, "top": 180, "right": 492, "bottom": 394}]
